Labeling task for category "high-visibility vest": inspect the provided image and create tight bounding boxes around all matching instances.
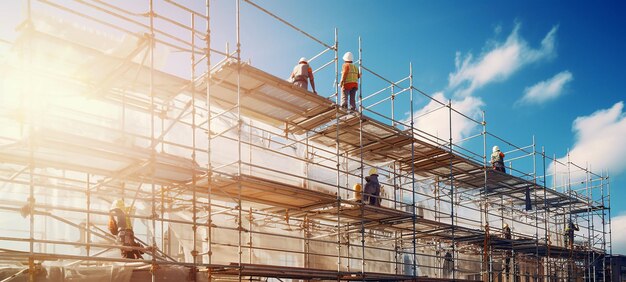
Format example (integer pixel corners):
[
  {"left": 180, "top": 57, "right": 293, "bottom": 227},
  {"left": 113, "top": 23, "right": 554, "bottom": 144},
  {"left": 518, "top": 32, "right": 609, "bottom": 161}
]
[
  {"left": 345, "top": 64, "right": 359, "bottom": 84},
  {"left": 123, "top": 211, "right": 133, "bottom": 230},
  {"left": 354, "top": 183, "right": 362, "bottom": 201},
  {"left": 491, "top": 151, "right": 504, "bottom": 167}
]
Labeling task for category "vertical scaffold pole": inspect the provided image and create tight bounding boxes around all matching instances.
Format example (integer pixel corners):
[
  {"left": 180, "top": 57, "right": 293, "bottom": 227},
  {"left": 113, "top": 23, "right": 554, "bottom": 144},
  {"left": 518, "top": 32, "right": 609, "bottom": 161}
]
[
  {"left": 448, "top": 99, "right": 456, "bottom": 281},
  {"left": 358, "top": 36, "right": 365, "bottom": 278},
  {"left": 542, "top": 147, "right": 549, "bottom": 279},
  {"left": 601, "top": 169, "right": 607, "bottom": 282},
  {"left": 190, "top": 12, "right": 199, "bottom": 278},
  {"left": 205, "top": 0, "right": 213, "bottom": 278},
  {"left": 148, "top": 1, "right": 157, "bottom": 280},
  {"left": 86, "top": 174, "right": 91, "bottom": 259},
  {"left": 567, "top": 150, "right": 573, "bottom": 279},
  {"left": 235, "top": 0, "right": 243, "bottom": 280},
  {"left": 24, "top": 0, "right": 35, "bottom": 280},
  {"left": 409, "top": 62, "right": 417, "bottom": 278},
  {"left": 585, "top": 163, "right": 595, "bottom": 281},
  {"left": 600, "top": 170, "right": 607, "bottom": 282},
  {"left": 481, "top": 111, "right": 487, "bottom": 281},
  {"left": 334, "top": 28, "right": 342, "bottom": 277},
  {"left": 391, "top": 85, "right": 395, "bottom": 127},
  {"left": 533, "top": 136, "right": 540, "bottom": 281},
  {"left": 606, "top": 169, "right": 613, "bottom": 256}
]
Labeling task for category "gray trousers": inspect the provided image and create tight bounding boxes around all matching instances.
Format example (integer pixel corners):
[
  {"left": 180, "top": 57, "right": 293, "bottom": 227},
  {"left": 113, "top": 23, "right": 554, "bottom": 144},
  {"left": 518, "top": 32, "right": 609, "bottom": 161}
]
[{"left": 341, "top": 88, "right": 357, "bottom": 109}]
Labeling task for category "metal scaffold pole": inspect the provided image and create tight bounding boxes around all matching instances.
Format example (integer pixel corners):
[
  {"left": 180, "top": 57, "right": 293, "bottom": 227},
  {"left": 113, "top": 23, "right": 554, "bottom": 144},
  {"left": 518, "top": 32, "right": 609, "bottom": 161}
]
[
  {"left": 448, "top": 99, "right": 456, "bottom": 281},
  {"left": 601, "top": 169, "right": 607, "bottom": 282},
  {"left": 482, "top": 111, "right": 488, "bottom": 282},
  {"left": 358, "top": 36, "right": 365, "bottom": 278},
  {"left": 190, "top": 11, "right": 199, "bottom": 278},
  {"left": 334, "top": 28, "right": 342, "bottom": 277},
  {"left": 205, "top": 0, "right": 213, "bottom": 279},
  {"left": 542, "top": 147, "right": 549, "bottom": 280},
  {"left": 235, "top": 0, "right": 243, "bottom": 280},
  {"left": 409, "top": 62, "right": 417, "bottom": 279},
  {"left": 149, "top": 1, "right": 158, "bottom": 280},
  {"left": 532, "top": 136, "right": 539, "bottom": 281}
]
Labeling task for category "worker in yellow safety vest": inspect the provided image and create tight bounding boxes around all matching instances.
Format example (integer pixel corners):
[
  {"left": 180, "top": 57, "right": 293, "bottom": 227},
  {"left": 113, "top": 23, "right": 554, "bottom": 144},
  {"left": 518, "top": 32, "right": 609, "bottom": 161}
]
[
  {"left": 353, "top": 183, "right": 362, "bottom": 202},
  {"left": 339, "top": 51, "right": 360, "bottom": 111},
  {"left": 108, "top": 199, "right": 143, "bottom": 259},
  {"left": 564, "top": 220, "right": 579, "bottom": 250}
]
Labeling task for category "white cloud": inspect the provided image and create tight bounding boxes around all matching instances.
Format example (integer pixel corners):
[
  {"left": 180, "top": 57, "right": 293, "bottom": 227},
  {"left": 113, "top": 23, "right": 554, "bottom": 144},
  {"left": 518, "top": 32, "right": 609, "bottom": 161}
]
[
  {"left": 410, "top": 92, "right": 484, "bottom": 143},
  {"left": 612, "top": 214, "right": 626, "bottom": 255},
  {"left": 550, "top": 102, "right": 626, "bottom": 181},
  {"left": 448, "top": 23, "right": 558, "bottom": 97},
  {"left": 518, "top": 71, "right": 573, "bottom": 105}
]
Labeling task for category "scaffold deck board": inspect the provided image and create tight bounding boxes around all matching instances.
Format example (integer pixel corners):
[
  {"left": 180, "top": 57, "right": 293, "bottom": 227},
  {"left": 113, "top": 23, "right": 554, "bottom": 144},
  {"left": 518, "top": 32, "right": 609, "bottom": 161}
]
[
  {"left": 309, "top": 114, "right": 416, "bottom": 163},
  {"left": 481, "top": 170, "right": 589, "bottom": 210},
  {"left": 209, "top": 263, "right": 477, "bottom": 281},
  {"left": 208, "top": 61, "right": 339, "bottom": 133},
  {"left": 202, "top": 173, "right": 337, "bottom": 210},
  {"left": 202, "top": 173, "right": 417, "bottom": 224},
  {"left": 310, "top": 200, "right": 415, "bottom": 224},
  {"left": 0, "top": 129, "right": 201, "bottom": 185}
]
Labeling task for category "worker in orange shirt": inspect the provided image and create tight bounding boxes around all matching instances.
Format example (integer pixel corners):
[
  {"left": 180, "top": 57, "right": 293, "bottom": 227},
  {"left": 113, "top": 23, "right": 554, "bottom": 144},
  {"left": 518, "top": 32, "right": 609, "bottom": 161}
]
[
  {"left": 339, "top": 52, "right": 360, "bottom": 111},
  {"left": 290, "top": 57, "right": 317, "bottom": 93}
]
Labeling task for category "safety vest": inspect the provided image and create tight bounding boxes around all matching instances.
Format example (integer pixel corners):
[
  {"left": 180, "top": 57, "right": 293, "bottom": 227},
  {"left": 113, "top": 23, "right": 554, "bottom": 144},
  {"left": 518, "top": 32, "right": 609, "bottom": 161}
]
[
  {"left": 345, "top": 63, "right": 359, "bottom": 84},
  {"left": 112, "top": 208, "right": 133, "bottom": 231},
  {"left": 122, "top": 211, "right": 133, "bottom": 230},
  {"left": 491, "top": 151, "right": 504, "bottom": 165},
  {"left": 292, "top": 63, "right": 310, "bottom": 82}
]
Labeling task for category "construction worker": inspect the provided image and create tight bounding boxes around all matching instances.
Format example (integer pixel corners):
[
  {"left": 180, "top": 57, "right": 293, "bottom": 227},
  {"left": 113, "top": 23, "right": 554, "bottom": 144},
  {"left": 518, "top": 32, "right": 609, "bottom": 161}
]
[
  {"left": 363, "top": 168, "right": 381, "bottom": 206},
  {"left": 108, "top": 199, "right": 143, "bottom": 259},
  {"left": 339, "top": 51, "right": 360, "bottom": 111},
  {"left": 353, "top": 183, "right": 362, "bottom": 202},
  {"left": 503, "top": 223, "right": 512, "bottom": 276},
  {"left": 490, "top": 146, "right": 506, "bottom": 173},
  {"left": 502, "top": 223, "right": 512, "bottom": 240},
  {"left": 443, "top": 251, "right": 453, "bottom": 277},
  {"left": 290, "top": 57, "right": 317, "bottom": 93},
  {"left": 564, "top": 220, "right": 579, "bottom": 249}
]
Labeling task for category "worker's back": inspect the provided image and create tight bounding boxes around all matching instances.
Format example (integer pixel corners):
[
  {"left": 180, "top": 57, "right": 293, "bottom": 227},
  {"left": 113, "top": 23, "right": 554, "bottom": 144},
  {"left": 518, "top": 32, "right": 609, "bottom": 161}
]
[{"left": 292, "top": 63, "right": 310, "bottom": 81}]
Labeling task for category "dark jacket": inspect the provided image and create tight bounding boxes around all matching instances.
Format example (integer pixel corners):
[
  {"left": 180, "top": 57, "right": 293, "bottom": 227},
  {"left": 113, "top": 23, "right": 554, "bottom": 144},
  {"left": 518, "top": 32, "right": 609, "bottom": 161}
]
[{"left": 364, "top": 174, "right": 381, "bottom": 205}]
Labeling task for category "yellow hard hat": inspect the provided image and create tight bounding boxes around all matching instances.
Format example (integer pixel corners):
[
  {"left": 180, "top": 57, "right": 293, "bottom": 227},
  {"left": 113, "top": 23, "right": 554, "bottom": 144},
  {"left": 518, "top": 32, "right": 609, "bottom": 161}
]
[
  {"left": 353, "top": 183, "right": 362, "bottom": 191},
  {"left": 368, "top": 168, "right": 378, "bottom": 176},
  {"left": 110, "top": 199, "right": 126, "bottom": 211},
  {"left": 503, "top": 223, "right": 509, "bottom": 228}
]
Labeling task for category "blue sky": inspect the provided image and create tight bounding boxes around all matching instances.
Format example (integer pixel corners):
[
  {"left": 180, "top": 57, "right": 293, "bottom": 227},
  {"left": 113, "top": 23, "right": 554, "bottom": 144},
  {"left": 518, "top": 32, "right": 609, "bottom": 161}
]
[{"left": 1, "top": 0, "right": 625, "bottom": 253}]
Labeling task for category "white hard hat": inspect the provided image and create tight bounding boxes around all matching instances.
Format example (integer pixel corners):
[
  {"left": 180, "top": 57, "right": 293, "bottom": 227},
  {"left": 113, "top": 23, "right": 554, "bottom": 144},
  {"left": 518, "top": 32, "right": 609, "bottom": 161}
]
[
  {"left": 299, "top": 57, "right": 307, "bottom": 63},
  {"left": 492, "top": 146, "right": 499, "bottom": 153},
  {"left": 343, "top": 52, "right": 353, "bottom": 61},
  {"left": 110, "top": 199, "right": 126, "bottom": 211},
  {"left": 503, "top": 223, "right": 509, "bottom": 228}
]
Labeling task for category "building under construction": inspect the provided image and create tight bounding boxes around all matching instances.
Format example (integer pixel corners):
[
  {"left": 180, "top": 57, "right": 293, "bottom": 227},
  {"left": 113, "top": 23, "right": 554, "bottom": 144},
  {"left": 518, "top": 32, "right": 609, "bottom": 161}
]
[{"left": 0, "top": 1, "right": 613, "bottom": 281}]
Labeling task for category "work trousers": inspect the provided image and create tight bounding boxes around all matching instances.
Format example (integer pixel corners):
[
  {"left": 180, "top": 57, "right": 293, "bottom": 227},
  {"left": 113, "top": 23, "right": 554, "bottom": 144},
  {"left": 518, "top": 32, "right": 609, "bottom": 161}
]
[{"left": 341, "top": 87, "right": 357, "bottom": 110}]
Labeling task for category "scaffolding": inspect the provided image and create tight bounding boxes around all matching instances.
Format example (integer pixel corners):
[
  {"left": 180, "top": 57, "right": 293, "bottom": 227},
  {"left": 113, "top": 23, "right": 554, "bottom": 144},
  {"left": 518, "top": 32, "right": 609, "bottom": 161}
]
[{"left": 0, "top": 1, "right": 611, "bottom": 281}]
